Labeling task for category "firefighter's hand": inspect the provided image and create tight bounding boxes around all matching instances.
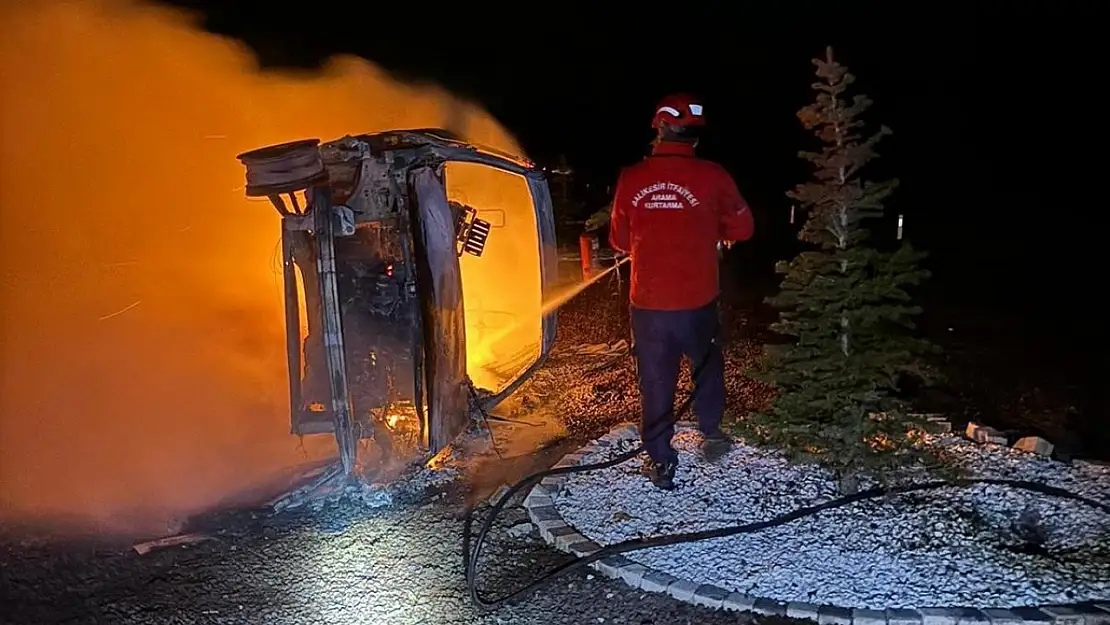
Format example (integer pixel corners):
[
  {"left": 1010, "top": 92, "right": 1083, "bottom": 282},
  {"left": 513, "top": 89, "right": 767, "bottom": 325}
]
[{"left": 716, "top": 240, "right": 734, "bottom": 259}]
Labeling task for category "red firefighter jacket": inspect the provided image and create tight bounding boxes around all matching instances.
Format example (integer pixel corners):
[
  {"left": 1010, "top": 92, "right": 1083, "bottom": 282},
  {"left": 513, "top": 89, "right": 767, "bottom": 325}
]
[{"left": 609, "top": 141, "right": 754, "bottom": 311}]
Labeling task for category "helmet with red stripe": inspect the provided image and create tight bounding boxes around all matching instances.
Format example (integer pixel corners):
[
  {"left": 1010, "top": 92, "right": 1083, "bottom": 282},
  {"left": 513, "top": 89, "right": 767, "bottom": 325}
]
[{"left": 651, "top": 93, "right": 706, "bottom": 129}]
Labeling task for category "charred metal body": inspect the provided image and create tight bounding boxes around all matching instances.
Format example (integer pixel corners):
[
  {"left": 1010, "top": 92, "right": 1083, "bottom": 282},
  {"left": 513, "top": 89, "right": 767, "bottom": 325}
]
[{"left": 237, "top": 130, "right": 557, "bottom": 475}]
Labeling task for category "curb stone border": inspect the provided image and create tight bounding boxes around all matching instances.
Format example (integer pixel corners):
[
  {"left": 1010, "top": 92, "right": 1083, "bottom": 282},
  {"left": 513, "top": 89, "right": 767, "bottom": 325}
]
[{"left": 523, "top": 422, "right": 1110, "bottom": 625}]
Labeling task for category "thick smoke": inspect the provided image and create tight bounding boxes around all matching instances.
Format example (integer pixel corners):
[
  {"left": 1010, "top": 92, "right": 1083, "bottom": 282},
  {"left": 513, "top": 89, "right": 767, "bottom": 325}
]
[{"left": 0, "top": 0, "right": 519, "bottom": 538}]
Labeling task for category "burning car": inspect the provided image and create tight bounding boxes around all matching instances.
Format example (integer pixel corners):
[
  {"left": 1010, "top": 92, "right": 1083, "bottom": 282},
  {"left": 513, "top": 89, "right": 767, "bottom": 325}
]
[{"left": 237, "top": 130, "right": 558, "bottom": 476}]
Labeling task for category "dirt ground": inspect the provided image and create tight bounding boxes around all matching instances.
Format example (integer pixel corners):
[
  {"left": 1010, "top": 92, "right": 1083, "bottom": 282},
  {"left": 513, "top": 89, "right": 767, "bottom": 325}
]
[
  {"left": 0, "top": 254, "right": 1099, "bottom": 625},
  {"left": 543, "top": 257, "right": 1106, "bottom": 462}
]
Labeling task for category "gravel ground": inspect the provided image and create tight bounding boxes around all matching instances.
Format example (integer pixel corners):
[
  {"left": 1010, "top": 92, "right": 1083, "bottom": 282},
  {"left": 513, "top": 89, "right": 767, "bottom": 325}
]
[
  {"left": 555, "top": 427, "right": 1110, "bottom": 610},
  {"left": 0, "top": 262, "right": 1096, "bottom": 623},
  {"left": 0, "top": 274, "right": 789, "bottom": 625},
  {"left": 515, "top": 263, "right": 775, "bottom": 443},
  {"left": 1, "top": 482, "right": 795, "bottom": 625}
]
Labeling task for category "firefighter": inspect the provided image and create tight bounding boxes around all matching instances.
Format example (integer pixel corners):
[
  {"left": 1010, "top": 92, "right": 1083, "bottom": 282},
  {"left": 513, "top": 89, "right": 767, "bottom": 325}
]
[{"left": 608, "top": 93, "right": 755, "bottom": 489}]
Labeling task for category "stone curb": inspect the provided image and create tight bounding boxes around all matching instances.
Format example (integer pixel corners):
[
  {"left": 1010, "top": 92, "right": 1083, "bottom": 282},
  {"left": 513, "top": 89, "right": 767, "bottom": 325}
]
[{"left": 523, "top": 422, "right": 1110, "bottom": 625}]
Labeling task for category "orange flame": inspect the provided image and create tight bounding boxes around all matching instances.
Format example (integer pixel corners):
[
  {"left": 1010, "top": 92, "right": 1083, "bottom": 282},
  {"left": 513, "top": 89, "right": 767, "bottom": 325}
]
[{"left": 0, "top": 0, "right": 519, "bottom": 537}]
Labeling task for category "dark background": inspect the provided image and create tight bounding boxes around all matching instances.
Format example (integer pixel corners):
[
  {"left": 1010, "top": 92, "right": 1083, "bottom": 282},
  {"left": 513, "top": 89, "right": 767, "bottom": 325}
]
[
  {"left": 161, "top": 0, "right": 1100, "bottom": 319},
  {"left": 160, "top": 0, "right": 1104, "bottom": 439}
]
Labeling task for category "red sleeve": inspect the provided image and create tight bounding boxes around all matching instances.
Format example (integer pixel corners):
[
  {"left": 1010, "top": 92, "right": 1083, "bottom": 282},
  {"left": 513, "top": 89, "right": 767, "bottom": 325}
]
[
  {"left": 717, "top": 169, "right": 754, "bottom": 242},
  {"left": 608, "top": 170, "right": 631, "bottom": 253}
]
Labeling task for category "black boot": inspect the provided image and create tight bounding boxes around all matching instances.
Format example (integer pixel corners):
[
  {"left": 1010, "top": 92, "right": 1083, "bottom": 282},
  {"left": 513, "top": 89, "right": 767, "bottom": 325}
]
[
  {"left": 701, "top": 432, "right": 732, "bottom": 463},
  {"left": 641, "top": 458, "right": 678, "bottom": 490}
]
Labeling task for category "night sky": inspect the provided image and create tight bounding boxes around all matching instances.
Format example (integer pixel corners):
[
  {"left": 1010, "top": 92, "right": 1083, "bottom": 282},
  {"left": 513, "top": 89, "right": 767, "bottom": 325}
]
[{"left": 165, "top": 1, "right": 1099, "bottom": 318}]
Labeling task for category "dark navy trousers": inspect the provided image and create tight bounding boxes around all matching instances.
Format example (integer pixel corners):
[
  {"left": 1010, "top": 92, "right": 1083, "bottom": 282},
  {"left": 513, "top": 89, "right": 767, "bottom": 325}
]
[{"left": 630, "top": 300, "right": 725, "bottom": 464}]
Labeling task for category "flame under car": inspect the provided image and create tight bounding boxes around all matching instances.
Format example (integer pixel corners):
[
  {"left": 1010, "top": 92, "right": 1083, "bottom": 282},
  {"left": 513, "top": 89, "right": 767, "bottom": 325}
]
[{"left": 237, "top": 130, "right": 558, "bottom": 474}]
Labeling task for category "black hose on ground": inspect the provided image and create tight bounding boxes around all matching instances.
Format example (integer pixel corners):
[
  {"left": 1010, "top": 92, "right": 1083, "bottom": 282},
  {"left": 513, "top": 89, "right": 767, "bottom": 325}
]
[{"left": 462, "top": 343, "right": 1110, "bottom": 611}]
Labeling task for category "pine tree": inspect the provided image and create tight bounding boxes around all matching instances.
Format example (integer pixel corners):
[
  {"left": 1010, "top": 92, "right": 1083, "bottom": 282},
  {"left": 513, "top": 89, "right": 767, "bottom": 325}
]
[{"left": 750, "top": 47, "right": 938, "bottom": 492}]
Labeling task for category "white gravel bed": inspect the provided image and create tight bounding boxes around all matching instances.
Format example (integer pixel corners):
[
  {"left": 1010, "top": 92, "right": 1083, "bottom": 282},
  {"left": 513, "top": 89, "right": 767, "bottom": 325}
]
[{"left": 553, "top": 427, "right": 1110, "bottom": 609}]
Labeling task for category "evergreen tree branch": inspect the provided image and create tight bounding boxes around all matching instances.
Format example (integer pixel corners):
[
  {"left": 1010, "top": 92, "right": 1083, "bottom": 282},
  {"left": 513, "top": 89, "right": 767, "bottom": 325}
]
[{"left": 745, "top": 46, "right": 942, "bottom": 492}]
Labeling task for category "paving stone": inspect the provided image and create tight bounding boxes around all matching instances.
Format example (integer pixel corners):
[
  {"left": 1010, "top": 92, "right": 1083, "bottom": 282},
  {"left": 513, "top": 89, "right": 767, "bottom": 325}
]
[
  {"left": 965, "top": 422, "right": 1007, "bottom": 444},
  {"left": 887, "top": 608, "right": 923, "bottom": 625},
  {"left": 567, "top": 540, "right": 601, "bottom": 558},
  {"left": 853, "top": 608, "right": 889, "bottom": 625},
  {"left": 528, "top": 505, "right": 561, "bottom": 522},
  {"left": 526, "top": 483, "right": 551, "bottom": 498},
  {"left": 1040, "top": 606, "right": 1087, "bottom": 625},
  {"left": 553, "top": 530, "right": 588, "bottom": 551},
  {"left": 1009, "top": 608, "right": 1052, "bottom": 623},
  {"left": 787, "top": 602, "right": 820, "bottom": 621},
  {"left": 819, "top": 605, "right": 853, "bottom": 625},
  {"left": 1083, "top": 606, "right": 1110, "bottom": 625},
  {"left": 554, "top": 453, "right": 585, "bottom": 468},
  {"left": 535, "top": 519, "right": 568, "bottom": 541},
  {"left": 545, "top": 524, "right": 578, "bottom": 544},
  {"left": 639, "top": 570, "right": 678, "bottom": 594},
  {"left": 952, "top": 608, "right": 990, "bottom": 625},
  {"left": 981, "top": 609, "right": 1025, "bottom": 625},
  {"left": 722, "top": 593, "right": 756, "bottom": 613},
  {"left": 531, "top": 508, "right": 567, "bottom": 527},
  {"left": 618, "top": 563, "right": 649, "bottom": 588},
  {"left": 921, "top": 608, "right": 987, "bottom": 625},
  {"left": 924, "top": 415, "right": 953, "bottom": 433},
  {"left": 752, "top": 599, "right": 787, "bottom": 617},
  {"left": 523, "top": 491, "right": 552, "bottom": 510},
  {"left": 1013, "top": 436, "right": 1054, "bottom": 456},
  {"left": 920, "top": 608, "right": 963, "bottom": 625},
  {"left": 910, "top": 415, "right": 953, "bottom": 434},
  {"left": 691, "top": 584, "right": 729, "bottom": 609},
  {"left": 540, "top": 475, "right": 566, "bottom": 491},
  {"left": 665, "top": 579, "right": 698, "bottom": 602},
  {"left": 590, "top": 555, "right": 633, "bottom": 580}
]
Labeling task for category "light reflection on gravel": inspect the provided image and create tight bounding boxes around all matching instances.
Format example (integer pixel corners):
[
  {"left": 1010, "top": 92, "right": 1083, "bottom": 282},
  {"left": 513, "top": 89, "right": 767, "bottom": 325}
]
[{"left": 556, "top": 427, "right": 1110, "bottom": 609}]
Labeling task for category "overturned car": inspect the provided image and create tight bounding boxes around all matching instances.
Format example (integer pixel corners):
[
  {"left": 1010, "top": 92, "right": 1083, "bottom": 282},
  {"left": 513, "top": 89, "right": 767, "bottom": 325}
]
[{"left": 237, "top": 130, "right": 558, "bottom": 475}]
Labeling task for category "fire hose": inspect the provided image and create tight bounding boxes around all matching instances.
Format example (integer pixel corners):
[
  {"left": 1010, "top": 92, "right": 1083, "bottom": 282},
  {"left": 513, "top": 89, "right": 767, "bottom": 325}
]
[{"left": 462, "top": 342, "right": 1110, "bottom": 611}]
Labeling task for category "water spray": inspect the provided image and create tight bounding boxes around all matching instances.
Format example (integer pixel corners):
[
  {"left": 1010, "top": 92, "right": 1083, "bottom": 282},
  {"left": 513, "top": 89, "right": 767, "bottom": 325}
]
[
  {"left": 472, "top": 255, "right": 629, "bottom": 375},
  {"left": 542, "top": 255, "right": 629, "bottom": 316}
]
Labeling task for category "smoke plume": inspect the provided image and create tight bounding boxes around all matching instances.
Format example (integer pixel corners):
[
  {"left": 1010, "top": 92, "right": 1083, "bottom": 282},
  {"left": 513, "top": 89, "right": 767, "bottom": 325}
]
[{"left": 0, "top": 0, "right": 519, "bottom": 538}]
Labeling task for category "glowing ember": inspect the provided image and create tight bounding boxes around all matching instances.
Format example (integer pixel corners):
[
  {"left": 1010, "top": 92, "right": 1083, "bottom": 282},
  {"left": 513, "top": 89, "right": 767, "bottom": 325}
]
[
  {"left": 385, "top": 412, "right": 405, "bottom": 430},
  {"left": 424, "top": 446, "right": 454, "bottom": 471}
]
